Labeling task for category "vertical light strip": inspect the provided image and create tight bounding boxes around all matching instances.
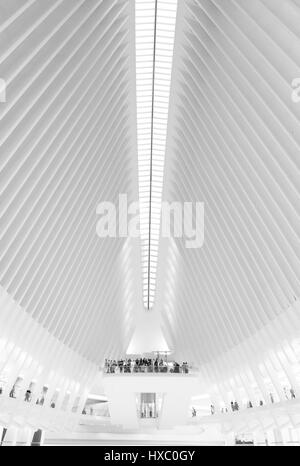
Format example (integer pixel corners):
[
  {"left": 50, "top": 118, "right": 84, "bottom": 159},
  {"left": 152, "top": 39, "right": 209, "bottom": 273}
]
[
  {"left": 148, "top": 0, "right": 158, "bottom": 310},
  {"left": 136, "top": 0, "right": 178, "bottom": 309}
]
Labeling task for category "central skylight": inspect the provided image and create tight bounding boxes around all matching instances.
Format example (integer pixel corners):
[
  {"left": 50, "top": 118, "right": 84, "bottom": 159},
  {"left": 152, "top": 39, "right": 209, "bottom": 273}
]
[{"left": 135, "top": 0, "right": 178, "bottom": 310}]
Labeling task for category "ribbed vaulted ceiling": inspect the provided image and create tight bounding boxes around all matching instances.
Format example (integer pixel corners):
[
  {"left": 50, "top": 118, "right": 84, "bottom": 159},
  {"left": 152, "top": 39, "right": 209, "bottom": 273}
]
[
  {"left": 0, "top": 0, "right": 299, "bottom": 377},
  {"left": 158, "top": 0, "right": 300, "bottom": 365},
  {"left": 0, "top": 0, "right": 139, "bottom": 364}
]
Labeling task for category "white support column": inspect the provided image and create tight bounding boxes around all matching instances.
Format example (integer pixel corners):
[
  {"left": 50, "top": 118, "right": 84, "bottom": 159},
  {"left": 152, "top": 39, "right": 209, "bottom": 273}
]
[
  {"left": 252, "top": 430, "right": 267, "bottom": 446},
  {"left": 40, "top": 430, "right": 45, "bottom": 446},
  {"left": 16, "top": 427, "right": 34, "bottom": 446},
  {"left": 272, "top": 427, "right": 286, "bottom": 446},
  {"left": 225, "top": 431, "right": 236, "bottom": 446},
  {"left": 76, "top": 390, "right": 89, "bottom": 415},
  {"left": 2, "top": 427, "right": 18, "bottom": 446}
]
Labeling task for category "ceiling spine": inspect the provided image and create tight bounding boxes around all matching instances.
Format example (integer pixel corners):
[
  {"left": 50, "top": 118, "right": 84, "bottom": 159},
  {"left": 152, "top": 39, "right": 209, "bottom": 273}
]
[{"left": 136, "top": 0, "right": 178, "bottom": 310}]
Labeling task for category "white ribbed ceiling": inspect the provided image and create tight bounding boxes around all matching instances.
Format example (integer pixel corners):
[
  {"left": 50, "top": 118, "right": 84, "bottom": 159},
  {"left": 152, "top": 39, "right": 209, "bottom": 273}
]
[
  {"left": 0, "top": 0, "right": 140, "bottom": 364},
  {"left": 0, "top": 0, "right": 299, "bottom": 383},
  {"left": 158, "top": 0, "right": 300, "bottom": 365}
]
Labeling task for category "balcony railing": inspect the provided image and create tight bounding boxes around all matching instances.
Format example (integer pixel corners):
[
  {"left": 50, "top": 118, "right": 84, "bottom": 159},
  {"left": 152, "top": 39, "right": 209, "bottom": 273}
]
[{"left": 103, "top": 364, "right": 190, "bottom": 375}]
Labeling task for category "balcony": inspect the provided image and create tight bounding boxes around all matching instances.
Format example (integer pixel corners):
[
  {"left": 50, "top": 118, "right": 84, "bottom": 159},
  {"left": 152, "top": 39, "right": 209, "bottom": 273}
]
[{"left": 102, "top": 363, "right": 191, "bottom": 376}]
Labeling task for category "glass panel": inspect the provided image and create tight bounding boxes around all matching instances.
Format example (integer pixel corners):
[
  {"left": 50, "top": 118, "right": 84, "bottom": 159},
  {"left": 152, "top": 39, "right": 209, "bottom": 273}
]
[{"left": 137, "top": 392, "right": 163, "bottom": 419}]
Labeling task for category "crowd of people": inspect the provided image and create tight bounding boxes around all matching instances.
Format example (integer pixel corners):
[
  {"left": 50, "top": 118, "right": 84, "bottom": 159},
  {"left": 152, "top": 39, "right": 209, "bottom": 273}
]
[
  {"left": 104, "top": 357, "right": 190, "bottom": 374},
  {"left": 209, "top": 387, "right": 297, "bottom": 416},
  {"left": 1, "top": 385, "right": 57, "bottom": 408},
  {"left": 209, "top": 399, "right": 261, "bottom": 414}
]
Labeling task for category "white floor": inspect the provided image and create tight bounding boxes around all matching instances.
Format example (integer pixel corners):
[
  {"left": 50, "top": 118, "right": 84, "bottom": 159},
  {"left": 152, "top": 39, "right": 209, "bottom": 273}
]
[{"left": 44, "top": 424, "right": 225, "bottom": 446}]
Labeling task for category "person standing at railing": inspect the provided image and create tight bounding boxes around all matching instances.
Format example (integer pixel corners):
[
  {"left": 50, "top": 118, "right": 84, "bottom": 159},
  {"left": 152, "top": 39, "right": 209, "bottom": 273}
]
[
  {"left": 104, "top": 356, "right": 191, "bottom": 374},
  {"left": 24, "top": 390, "right": 31, "bottom": 402},
  {"left": 118, "top": 360, "right": 124, "bottom": 373},
  {"left": 182, "top": 362, "right": 189, "bottom": 373}
]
